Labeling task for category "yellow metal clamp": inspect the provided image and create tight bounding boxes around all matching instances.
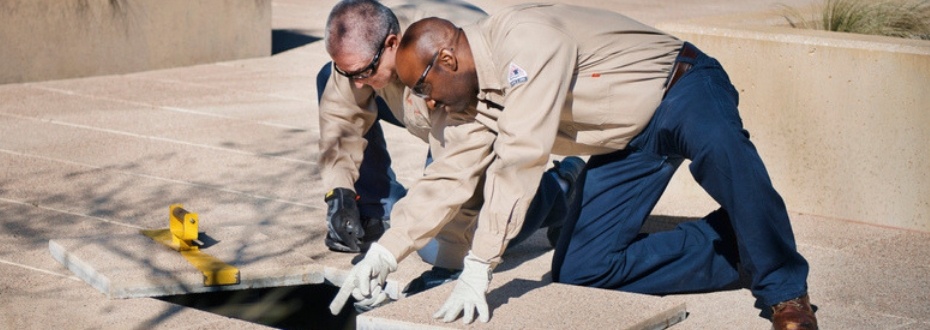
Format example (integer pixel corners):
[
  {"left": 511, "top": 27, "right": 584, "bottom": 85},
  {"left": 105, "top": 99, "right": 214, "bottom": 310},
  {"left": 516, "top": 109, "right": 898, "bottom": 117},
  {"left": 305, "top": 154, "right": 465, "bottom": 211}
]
[
  {"left": 141, "top": 204, "right": 240, "bottom": 286},
  {"left": 169, "top": 205, "right": 200, "bottom": 251}
]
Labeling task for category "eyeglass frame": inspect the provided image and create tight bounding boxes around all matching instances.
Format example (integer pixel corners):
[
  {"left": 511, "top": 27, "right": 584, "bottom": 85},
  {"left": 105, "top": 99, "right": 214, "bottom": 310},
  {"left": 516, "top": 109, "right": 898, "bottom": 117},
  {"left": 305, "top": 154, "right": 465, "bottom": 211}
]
[
  {"left": 333, "top": 34, "right": 389, "bottom": 80},
  {"left": 411, "top": 28, "right": 462, "bottom": 99}
]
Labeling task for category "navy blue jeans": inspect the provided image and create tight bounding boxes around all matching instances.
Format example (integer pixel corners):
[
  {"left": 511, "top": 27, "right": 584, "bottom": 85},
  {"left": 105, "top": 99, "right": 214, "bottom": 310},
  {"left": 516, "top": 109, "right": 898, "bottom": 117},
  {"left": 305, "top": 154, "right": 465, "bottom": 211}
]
[
  {"left": 551, "top": 45, "right": 809, "bottom": 307},
  {"left": 316, "top": 63, "right": 565, "bottom": 247}
]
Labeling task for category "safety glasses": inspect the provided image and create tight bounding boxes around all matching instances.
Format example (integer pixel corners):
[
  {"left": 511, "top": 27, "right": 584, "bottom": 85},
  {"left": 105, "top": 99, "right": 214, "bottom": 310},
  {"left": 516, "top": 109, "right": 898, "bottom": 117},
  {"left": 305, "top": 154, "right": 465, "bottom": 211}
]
[{"left": 333, "top": 37, "right": 387, "bottom": 80}]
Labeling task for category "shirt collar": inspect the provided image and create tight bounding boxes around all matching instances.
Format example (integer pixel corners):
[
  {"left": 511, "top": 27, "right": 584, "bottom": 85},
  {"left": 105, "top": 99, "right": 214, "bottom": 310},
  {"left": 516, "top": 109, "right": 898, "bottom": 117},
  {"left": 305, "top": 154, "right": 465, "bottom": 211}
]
[{"left": 462, "top": 24, "right": 503, "bottom": 99}]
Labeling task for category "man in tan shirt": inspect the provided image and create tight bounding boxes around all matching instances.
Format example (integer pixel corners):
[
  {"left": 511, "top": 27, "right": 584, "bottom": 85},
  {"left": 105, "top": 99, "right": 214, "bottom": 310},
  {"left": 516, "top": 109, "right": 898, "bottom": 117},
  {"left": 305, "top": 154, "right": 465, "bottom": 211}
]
[
  {"left": 331, "top": 3, "right": 818, "bottom": 329},
  {"left": 317, "top": 0, "right": 485, "bottom": 255},
  {"left": 318, "top": 0, "right": 583, "bottom": 302}
]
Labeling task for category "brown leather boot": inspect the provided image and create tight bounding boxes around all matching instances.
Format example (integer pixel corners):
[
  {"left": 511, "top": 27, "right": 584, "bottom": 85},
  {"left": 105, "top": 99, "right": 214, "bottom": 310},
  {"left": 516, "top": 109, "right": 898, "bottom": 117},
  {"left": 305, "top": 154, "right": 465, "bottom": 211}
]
[{"left": 772, "top": 294, "right": 818, "bottom": 330}]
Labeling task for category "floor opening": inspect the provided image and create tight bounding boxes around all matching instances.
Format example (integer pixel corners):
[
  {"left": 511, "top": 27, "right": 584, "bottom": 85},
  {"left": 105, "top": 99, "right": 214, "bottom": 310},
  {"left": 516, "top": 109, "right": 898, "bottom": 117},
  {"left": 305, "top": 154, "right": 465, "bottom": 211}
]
[{"left": 159, "top": 284, "right": 358, "bottom": 330}]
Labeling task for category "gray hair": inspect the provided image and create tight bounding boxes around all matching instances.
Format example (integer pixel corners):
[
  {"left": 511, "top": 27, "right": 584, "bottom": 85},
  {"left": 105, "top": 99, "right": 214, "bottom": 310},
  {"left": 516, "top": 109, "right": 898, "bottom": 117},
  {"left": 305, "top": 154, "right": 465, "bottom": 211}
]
[{"left": 324, "top": 0, "right": 400, "bottom": 58}]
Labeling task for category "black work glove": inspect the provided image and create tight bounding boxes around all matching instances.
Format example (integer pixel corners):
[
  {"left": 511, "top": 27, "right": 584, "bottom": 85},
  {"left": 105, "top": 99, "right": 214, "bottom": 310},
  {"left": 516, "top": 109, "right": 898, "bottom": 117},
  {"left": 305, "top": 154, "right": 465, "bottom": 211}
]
[{"left": 324, "top": 188, "right": 365, "bottom": 252}]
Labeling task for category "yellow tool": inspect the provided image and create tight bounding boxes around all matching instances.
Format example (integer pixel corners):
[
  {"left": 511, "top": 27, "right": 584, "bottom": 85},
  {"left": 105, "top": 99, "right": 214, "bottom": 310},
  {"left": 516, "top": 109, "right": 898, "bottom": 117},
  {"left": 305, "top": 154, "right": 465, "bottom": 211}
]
[{"left": 141, "top": 204, "right": 240, "bottom": 286}]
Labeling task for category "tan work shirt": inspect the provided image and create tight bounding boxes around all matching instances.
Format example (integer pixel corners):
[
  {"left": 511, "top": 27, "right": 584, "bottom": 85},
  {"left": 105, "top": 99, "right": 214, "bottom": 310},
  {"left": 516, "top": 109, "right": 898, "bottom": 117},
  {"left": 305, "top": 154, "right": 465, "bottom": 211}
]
[{"left": 379, "top": 3, "right": 683, "bottom": 264}]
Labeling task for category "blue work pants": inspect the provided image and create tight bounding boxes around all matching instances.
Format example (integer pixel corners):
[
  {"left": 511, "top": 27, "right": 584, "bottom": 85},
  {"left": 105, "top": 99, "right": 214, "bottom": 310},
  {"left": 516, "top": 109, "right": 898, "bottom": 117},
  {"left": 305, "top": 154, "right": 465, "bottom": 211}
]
[{"left": 551, "top": 46, "right": 809, "bottom": 307}]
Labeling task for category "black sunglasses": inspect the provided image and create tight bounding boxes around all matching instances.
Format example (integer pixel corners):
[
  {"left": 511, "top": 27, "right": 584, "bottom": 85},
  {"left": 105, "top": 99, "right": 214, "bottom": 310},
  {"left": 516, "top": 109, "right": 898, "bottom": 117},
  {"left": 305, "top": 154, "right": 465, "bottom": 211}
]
[
  {"left": 333, "top": 37, "right": 387, "bottom": 80},
  {"left": 411, "top": 49, "right": 444, "bottom": 98}
]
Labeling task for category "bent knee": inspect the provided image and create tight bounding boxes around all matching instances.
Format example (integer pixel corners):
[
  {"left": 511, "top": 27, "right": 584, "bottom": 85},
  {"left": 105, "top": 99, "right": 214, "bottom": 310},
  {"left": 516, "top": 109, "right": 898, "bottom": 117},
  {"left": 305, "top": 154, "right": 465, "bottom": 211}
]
[{"left": 553, "top": 264, "right": 605, "bottom": 287}]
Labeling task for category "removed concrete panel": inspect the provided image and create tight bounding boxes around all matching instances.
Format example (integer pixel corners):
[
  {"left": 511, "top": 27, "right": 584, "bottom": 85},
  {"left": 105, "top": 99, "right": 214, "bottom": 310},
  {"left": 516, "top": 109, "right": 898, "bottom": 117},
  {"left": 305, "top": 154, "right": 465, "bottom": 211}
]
[
  {"left": 358, "top": 280, "right": 687, "bottom": 329},
  {"left": 49, "top": 226, "right": 322, "bottom": 299}
]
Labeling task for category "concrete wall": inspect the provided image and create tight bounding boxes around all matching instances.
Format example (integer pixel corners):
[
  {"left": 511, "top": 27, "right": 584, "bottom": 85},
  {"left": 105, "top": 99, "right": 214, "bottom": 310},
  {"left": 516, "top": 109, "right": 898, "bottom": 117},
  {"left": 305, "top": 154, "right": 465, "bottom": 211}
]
[
  {"left": 0, "top": 0, "right": 271, "bottom": 84},
  {"left": 656, "top": 11, "right": 930, "bottom": 232}
]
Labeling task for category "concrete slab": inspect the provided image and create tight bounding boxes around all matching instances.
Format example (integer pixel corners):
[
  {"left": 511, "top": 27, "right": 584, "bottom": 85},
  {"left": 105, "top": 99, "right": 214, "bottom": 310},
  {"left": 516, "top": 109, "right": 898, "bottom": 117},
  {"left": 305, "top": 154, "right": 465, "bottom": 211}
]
[
  {"left": 808, "top": 246, "right": 930, "bottom": 321},
  {"left": 0, "top": 151, "right": 323, "bottom": 231},
  {"left": 24, "top": 73, "right": 317, "bottom": 130},
  {"left": 360, "top": 281, "right": 686, "bottom": 329},
  {"left": 49, "top": 226, "right": 323, "bottom": 299},
  {"left": 343, "top": 229, "right": 689, "bottom": 329},
  {"left": 789, "top": 246, "right": 924, "bottom": 329},
  {"left": 137, "top": 65, "right": 316, "bottom": 103},
  {"left": 0, "top": 118, "right": 321, "bottom": 205},
  {"left": 0, "top": 87, "right": 315, "bottom": 164},
  {"left": 37, "top": 76, "right": 313, "bottom": 125}
]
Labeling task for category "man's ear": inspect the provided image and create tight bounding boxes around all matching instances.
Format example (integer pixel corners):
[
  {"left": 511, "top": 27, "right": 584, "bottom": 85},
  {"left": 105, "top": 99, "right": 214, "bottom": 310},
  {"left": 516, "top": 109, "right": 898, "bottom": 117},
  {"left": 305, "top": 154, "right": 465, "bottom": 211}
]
[
  {"left": 383, "top": 34, "right": 399, "bottom": 50},
  {"left": 437, "top": 48, "right": 458, "bottom": 71}
]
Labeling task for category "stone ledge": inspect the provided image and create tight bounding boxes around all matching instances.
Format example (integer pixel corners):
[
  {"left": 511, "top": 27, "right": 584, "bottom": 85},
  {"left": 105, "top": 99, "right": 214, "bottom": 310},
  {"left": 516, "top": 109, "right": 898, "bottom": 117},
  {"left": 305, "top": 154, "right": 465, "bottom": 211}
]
[
  {"left": 0, "top": 0, "right": 271, "bottom": 85},
  {"left": 656, "top": 9, "right": 930, "bottom": 232}
]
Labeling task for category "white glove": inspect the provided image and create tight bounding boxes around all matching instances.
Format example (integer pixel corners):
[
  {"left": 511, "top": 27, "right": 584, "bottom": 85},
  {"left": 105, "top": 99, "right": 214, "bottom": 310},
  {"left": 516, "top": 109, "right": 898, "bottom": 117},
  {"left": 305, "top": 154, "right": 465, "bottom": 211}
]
[
  {"left": 433, "top": 252, "right": 493, "bottom": 324},
  {"left": 329, "top": 243, "right": 398, "bottom": 314}
]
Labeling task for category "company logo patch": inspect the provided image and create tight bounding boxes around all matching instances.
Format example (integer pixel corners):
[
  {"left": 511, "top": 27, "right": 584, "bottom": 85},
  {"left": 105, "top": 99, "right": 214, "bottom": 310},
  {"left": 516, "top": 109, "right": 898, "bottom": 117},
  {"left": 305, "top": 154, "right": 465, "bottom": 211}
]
[{"left": 508, "top": 62, "right": 528, "bottom": 87}]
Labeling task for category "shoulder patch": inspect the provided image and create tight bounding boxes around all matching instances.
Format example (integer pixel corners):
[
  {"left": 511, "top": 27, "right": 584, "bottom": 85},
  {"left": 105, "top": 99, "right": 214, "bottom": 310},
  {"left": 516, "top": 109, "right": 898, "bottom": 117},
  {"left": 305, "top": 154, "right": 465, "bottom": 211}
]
[{"left": 508, "top": 62, "right": 528, "bottom": 87}]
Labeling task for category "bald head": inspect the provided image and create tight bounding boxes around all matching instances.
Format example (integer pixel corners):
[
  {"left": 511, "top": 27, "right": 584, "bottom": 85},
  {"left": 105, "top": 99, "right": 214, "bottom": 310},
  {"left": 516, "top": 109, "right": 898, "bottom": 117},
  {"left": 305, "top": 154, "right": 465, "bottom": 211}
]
[
  {"left": 324, "top": 0, "right": 399, "bottom": 58},
  {"left": 396, "top": 17, "right": 479, "bottom": 113},
  {"left": 396, "top": 17, "right": 465, "bottom": 88},
  {"left": 398, "top": 17, "right": 459, "bottom": 62}
]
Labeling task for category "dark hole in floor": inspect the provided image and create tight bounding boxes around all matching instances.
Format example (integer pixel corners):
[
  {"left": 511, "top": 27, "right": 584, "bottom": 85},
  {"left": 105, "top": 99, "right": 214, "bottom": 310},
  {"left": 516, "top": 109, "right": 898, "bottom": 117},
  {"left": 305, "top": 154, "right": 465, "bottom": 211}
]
[{"left": 158, "top": 284, "right": 358, "bottom": 330}]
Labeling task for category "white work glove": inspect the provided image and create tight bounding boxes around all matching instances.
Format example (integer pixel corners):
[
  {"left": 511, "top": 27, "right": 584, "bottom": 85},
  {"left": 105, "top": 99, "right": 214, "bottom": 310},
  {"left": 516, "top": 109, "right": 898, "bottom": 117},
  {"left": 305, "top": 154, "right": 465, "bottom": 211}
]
[
  {"left": 433, "top": 252, "right": 493, "bottom": 324},
  {"left": 329, "top": 243, "right": 398, "bottom": 314}
]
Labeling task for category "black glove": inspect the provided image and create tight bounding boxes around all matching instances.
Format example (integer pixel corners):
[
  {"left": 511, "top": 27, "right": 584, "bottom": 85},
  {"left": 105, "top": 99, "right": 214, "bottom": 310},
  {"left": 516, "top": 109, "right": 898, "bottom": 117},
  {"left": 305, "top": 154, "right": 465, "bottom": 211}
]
[{"left": 324, "top": 188, "right": 365, "bottom": 252}]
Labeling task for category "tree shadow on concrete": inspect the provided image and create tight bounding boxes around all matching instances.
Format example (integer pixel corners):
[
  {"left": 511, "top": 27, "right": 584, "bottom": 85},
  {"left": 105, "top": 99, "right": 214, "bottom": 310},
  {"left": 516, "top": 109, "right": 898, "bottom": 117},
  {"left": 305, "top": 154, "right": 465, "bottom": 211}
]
[{"left": 272, "top": 29, "right": 320, "bottom": 55}]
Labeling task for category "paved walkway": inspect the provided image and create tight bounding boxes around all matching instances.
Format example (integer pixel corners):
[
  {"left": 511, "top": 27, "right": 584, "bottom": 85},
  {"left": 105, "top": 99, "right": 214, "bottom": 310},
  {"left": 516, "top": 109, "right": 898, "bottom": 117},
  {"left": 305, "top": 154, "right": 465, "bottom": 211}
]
[{"left": 1, "top": 0, "right": 928, "bottom": 329}]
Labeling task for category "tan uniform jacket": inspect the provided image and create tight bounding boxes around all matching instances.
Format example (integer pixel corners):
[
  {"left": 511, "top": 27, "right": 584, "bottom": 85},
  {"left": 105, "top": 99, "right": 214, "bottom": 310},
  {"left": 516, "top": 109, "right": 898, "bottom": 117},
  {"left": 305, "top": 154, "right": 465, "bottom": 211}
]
[{"left": 379, "top": 3, "right": 683, "bottom": 264}]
